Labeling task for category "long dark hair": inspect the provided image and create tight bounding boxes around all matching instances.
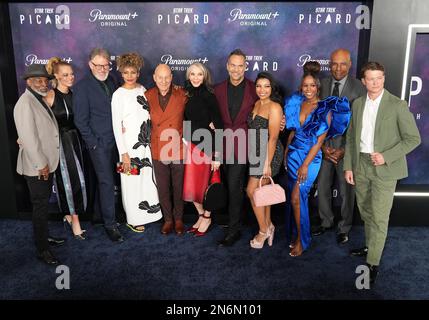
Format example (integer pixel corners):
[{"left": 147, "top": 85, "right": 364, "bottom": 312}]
[{"left": 255, "top": 72, "right": 283, "bottom": 105}]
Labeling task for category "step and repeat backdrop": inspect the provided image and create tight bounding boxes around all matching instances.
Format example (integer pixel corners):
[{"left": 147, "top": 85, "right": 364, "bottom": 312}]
[
  {"left": 9, "top": 2, "right": 364, "bottom": 96},
  {"left": 9, "top": 2, "right": 427, "bottom": 187}
]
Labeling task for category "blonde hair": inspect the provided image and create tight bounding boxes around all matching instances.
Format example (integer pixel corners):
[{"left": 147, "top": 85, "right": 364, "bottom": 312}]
[
  {"left": 116, "top": 52, "right": 144, "bottom": 72},
  {"left": 185, "top": 62, "right": 213, "bottom": 89},
  {"left": 46, "top": 56, "right": 72, "bottom": 88}
]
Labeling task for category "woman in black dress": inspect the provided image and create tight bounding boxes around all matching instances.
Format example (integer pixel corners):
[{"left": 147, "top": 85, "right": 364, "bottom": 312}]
[
  {"left": 45, "top": 57, "right": 86, "bottom": 239},
  {"left": 245, "top": 72, "right": 284, "bottom": 249}
]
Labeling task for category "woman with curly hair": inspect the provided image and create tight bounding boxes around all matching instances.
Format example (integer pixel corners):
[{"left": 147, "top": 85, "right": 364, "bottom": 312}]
[
  {"left": 45, "top": 57, "right": 87, "bottom": 240},
  {"left": 284, "top": 61, "right": 351, "bottom": 256},
  {"left": 111, "top": 52, "right": 162, "bottom": 232}
]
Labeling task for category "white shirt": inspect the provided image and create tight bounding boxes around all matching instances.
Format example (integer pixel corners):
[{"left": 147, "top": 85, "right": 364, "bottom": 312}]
[{"left": 360, "top": 90, "right": 384, "bottom": 153}]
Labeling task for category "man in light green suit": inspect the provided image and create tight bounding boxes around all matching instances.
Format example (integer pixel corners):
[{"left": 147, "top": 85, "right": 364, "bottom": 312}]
[{"left": 343, "top": 61, "right": 420, "bottom": 284}]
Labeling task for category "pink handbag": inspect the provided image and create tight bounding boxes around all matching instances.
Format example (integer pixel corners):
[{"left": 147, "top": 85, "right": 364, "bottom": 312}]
[{"left": 253, "top": 176, "right": 286, "bottom": 207}]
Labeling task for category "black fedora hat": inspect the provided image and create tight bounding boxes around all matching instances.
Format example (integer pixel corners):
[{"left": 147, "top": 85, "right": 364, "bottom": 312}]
[{"left": 22, "top": 64, "right": 54, "bottom": 80}]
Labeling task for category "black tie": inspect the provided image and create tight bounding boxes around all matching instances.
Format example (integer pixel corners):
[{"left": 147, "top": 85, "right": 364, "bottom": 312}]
[{"left": 332, "top": 82, "right": 340, "bottom": 97}]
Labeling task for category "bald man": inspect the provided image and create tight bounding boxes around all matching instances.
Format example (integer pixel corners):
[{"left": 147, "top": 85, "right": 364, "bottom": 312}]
[
  {"left": 313, "top": 49, "right": 365, "bottom": 244},
  {"left": 145, "top": 64, "right": 187, "bottom": 235}
]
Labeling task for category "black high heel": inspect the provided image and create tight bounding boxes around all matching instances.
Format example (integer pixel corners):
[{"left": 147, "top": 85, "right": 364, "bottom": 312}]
[{"left": 63, "top": 216, "right": 87, "bottom": 240}]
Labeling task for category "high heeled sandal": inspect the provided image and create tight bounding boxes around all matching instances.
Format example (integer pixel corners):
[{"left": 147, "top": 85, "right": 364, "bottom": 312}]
[
  {"left": 126, "top": 224, "right": 145, "bottom": 233},
  {"left": 63, "top": 216, "right": 87, "bottom": 240},
  {"left": 194, "top": 214, "right": 212, "bottom": 237},
  {"left": 250, "top": 230, "right": 270, "bottom": 249},
  {"left": 187, "top": 214, "right": 204, "bottom": 234}
]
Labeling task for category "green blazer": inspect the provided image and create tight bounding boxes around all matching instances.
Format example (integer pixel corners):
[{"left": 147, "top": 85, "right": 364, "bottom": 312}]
[{"left": 344, "top": 89, "right": 421, "bottom": 180}]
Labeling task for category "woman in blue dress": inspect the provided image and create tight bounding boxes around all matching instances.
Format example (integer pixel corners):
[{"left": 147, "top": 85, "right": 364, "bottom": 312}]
[{"left": 284, "top": 61, "right": 351, "bottom": 257}]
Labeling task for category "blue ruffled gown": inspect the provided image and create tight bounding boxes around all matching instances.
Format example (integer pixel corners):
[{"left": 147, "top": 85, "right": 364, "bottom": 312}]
[{"left": 284, "top": 93, "right": 351, "bottom": 250}]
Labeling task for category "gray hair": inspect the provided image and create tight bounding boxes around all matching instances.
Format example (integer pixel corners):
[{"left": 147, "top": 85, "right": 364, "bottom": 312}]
[{"left": 89, "top": 48, "right": 110, "bottom": 61}]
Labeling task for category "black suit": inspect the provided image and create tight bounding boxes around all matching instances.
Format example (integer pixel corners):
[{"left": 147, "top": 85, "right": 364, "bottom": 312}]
[
  {"left": 73, "top": 73, "right": 118, "bottom": 228},
  {"left": 317, "top": 76, "right": 365, "bottom": 233}
]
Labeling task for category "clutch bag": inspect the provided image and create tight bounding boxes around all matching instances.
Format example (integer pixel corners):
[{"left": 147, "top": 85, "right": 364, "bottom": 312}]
[{"left": 116, "top": 162, "right": 140, "bottom": 175}]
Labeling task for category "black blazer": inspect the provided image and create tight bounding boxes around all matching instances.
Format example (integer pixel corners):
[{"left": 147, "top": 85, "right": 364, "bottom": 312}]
[{"left": 73, "top": 73, "right": 117, "bottom": 149}]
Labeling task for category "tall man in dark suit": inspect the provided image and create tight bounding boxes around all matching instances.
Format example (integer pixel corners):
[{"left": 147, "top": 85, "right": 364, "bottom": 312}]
[
  {"left": 214, "top": 49, "right": 258, "bottom": 246},
  {"left": 74, "top": 48, "right": 123, "bottom": 242},
  {"left": 312, "top": 49, "right": 366, "bottom": 244},
  {"left": 14, "top": 64, "right": 64, "bottom": 265},
  {"left": 344, "top": 62, "right": 420, "bottom": 283}
]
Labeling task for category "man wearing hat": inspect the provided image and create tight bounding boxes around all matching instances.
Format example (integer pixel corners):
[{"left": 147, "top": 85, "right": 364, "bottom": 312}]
[{"left": 14, "top": 64, "right": 64, "bottom": 265}]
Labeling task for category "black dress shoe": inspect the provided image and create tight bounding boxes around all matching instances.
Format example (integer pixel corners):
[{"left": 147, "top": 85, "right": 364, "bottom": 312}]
[
  {"left": 311, "top": 225, "right": 332, "bottom": 236},
  {"left": 367, "top": 263, "right": 379, "bottom": 284},
  {"left": 37, "top": 250, "right": 59, "bottom": 265},
  {"left": 350, "top": 246, "right": 368, "bottom": 257},
  {"left": 336, "top": 233, "right": 349, "bottom": 244},
  {"left": 105, "top": 227, "right": 124, "bottom": 242},
  {"left": 218, "top": 232, "right": 241, "bottom": 247},
  {"left": 48, "top": 236, "right": 66, "bottom": 247}
]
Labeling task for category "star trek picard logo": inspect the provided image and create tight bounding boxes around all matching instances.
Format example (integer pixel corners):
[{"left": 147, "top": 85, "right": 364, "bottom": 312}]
[
  {"left": 157, "top": 7, "right": 209, "bottom": 25},
  {"left": 19, "top": 5, "right": 70, "bottom": 30}
]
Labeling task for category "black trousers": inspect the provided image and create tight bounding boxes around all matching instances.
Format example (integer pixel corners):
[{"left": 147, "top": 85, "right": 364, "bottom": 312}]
[
  {"left": 223, "top": 163, "right": 247, "bottom": 236},
  {"left": 153, "top": 160, "right": 184, "bottom": 222},
  {"left": 24, "top": 174, "right": 53, "bottom": 253},
  {"left": 88, "top": 144, "right": 117, "bottom": 229}
]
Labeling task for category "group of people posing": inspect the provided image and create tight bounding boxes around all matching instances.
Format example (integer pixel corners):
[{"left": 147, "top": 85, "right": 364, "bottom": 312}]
[{"left": 14, "top": 48, "right": 420, "bottom": 285}]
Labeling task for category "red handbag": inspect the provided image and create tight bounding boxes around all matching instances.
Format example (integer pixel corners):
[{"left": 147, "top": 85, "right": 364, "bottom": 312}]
[{"left": 253, "top": 176, "right": 286, "bottom": 207}]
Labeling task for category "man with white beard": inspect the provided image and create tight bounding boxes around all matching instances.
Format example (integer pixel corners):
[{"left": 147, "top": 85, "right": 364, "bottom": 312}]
[
  {"left": 74, "top": 48, "right": 123, "bottom": 242},
  {"left": 14, "top": 64, "right": 63, "bottom": 265}
]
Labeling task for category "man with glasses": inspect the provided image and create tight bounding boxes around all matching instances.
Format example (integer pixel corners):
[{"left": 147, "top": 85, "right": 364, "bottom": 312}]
[{"left": 74, "top": 48, "right": 124, "bottom": 242}]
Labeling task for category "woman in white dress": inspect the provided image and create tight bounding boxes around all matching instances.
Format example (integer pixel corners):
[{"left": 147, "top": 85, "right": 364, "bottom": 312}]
[{"left": 111, "top": 52, "right": 162, "bottom": 232}]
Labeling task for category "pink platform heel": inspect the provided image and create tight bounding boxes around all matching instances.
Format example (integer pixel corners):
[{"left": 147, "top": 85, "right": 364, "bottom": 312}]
[{"left": 250, "top": 230, "right": 270, "bottom": 249}]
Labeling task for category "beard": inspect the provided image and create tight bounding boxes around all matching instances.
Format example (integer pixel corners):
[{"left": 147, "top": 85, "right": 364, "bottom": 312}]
[
  {"left": 34, "top": 89, "right": 48, "bottom": 96},
  {"left": 93, "top": 72, "right": 109, "bottom": 81}
]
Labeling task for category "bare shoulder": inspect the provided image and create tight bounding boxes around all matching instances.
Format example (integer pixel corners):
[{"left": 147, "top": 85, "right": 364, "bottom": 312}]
[{"left": 269, "top": 101, "right": 283, "bottom": 116}]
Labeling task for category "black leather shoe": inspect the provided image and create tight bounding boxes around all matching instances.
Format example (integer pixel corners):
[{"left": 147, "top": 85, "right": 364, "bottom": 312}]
[
  {"left": 367, "top": 263, "right": 379, "bottom": 284},
  {"left": 311, "top": 225, "right": 332, "bottom": 236},
  {"left": 37, "top": 250, "right": 59, "bottom": 265},
  {"left": 105, "top": 227, "right": 124, "bottom": 242},
  {"left": 218, "top": 232, "right": 241, "bottom": 247},
  {"left": 48, "top": 236, "right": 66, "bottom": 247},
  {"left": 350, "top": 246, "right": 368, "bottom": 257},
  {"left": 336, "top": 233, "right": 349, "bottom": 244}
]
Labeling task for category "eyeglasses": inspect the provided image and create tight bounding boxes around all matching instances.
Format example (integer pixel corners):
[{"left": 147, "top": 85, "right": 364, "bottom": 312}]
[{"left": 91, "top": 61, "right": 110, "bottom": 71}]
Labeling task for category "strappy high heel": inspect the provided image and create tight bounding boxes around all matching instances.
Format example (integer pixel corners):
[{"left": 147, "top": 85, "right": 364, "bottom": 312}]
[
  {"left": 187, "top": 213, "right": 203, "bottom": 234},
  {"left": 250, "top": 230, "right": 270, "bottom": 249},
  {"left": 63, "top": 216, "right": 87, "bottom": 240},
  {"left": 194, "top": 214, "right": 212, "bottom": 237}
]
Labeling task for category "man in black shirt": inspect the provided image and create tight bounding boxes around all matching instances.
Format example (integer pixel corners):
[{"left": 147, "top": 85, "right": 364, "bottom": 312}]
[{"left": 214, "top": 49, "right": 259, "bottom": 246}]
